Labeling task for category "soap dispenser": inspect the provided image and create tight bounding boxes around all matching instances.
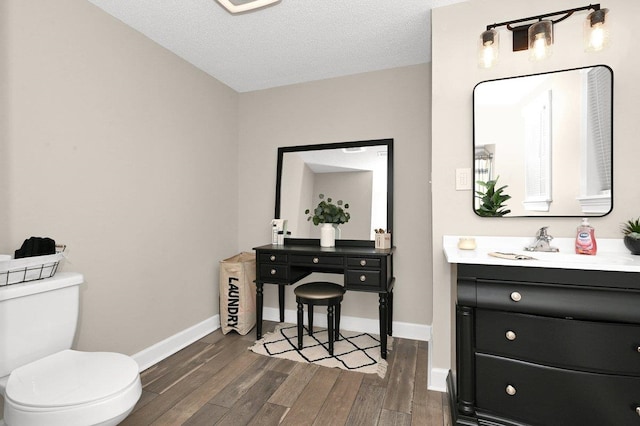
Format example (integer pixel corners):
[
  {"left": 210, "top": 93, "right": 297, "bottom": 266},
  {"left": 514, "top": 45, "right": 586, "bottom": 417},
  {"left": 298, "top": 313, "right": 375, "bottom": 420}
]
[{"left": 575, "top": 218, "right": 597, "bottom": 255}]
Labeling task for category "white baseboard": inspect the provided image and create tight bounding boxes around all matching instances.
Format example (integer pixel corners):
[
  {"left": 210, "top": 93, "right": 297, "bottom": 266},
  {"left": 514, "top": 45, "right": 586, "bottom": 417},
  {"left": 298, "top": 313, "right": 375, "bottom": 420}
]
[
  {"left": 131, "top": 315, "right": 220, "bottom": 372},
  {"left": 427, "top": 339, "right": 449, "bottom": 392},
  {"left": 429, "top": 367, "right": 449, "bottom": 392},
  {"left": 262, "top": 307, "right": 431, "bottom": 342},
  {"left": 130, "top": 310, "right": 434, "bottom": 381}
]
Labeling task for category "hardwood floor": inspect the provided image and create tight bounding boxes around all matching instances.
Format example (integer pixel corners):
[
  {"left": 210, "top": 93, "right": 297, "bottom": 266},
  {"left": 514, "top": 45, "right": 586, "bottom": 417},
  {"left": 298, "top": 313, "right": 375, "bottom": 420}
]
[{"left": 120, "top": 321, "right": 452, "bottom": 426}]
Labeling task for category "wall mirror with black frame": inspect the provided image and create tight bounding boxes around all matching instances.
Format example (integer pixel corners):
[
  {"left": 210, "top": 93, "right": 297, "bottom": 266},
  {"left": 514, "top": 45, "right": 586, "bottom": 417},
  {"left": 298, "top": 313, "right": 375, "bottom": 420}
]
[
  {"left": 275, "top": 139, "right": 393, "bottom": 244},
  {"left": 473, "top": 65, "right": 613, "bottom": 217}
]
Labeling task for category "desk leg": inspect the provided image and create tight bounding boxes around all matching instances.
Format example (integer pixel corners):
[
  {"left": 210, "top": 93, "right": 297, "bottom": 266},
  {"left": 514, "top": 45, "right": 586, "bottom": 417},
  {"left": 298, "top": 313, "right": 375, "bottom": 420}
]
[
  {"left": 387, "top": 289, "right": 393, "bottom": 336},
  {"left": 379, "top": 293, "right": 388, "bottom": 359},
  {"left": 278, "top": 285, "right": 285, "bottom": 323},
  {"left": 256, "top": 282, "right": 264, "bottom": 340}
]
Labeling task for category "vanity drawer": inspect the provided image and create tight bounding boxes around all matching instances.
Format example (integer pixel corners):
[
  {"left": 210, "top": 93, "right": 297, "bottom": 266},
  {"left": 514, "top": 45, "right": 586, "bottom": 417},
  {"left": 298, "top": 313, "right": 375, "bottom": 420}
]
[
  {"left": 345, "top": 270, "right": 382, "bottom": 289},
  {"left": 475, "top": 354, "right": 640, "bottom": 426},
  {"left": 259, "top": 264, "right": 289, "bottom": 281},
  {"left": 476, "top": 309, "right": 640, "bottom": 376},
  {"left": 346, "top": 257, "right": 381, "bottom": 269},
  {"left": 290, "top": 255, "right": 343, "bottom": 268},
  {"left": 259, "top": 253, "right": 288, "bottom": 264},
  {"left": 475, "top": 280, "right": 640, "bottom": 323}
]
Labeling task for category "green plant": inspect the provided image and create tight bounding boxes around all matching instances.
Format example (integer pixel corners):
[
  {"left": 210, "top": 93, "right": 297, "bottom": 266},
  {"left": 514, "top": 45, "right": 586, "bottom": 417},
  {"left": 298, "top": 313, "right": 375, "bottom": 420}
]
[
  {"left": 621, "top": 217, "right": 640, "bottom": 240},
  {"left": 305, "top": 194, "right": 350, "bottom": 225},
  {"left": 475, "top": 176, "right": 512, "bottom": 217}
]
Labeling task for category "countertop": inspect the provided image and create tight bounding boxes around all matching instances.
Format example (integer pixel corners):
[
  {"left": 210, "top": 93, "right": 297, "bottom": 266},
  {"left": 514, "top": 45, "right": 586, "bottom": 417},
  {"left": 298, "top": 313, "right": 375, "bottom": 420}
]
[{"left": 443, "top": 235, "right": 640, "bottom": 273}]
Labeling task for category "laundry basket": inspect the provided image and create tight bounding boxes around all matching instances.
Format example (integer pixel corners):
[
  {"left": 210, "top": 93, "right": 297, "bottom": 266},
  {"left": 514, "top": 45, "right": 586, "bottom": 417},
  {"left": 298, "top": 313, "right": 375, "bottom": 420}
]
[{"left": 219, "top": 252, "right": 256, "bottom": 335}]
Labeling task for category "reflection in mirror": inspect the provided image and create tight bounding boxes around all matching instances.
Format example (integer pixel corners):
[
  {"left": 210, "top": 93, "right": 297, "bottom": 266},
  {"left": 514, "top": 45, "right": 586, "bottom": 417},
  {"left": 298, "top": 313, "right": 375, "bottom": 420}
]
[
  {"left": 473, "top": 65, "right": 613, "bottom": 217},
  {"left": 276, "top": 139, "right": 393, "bottom": 242}
]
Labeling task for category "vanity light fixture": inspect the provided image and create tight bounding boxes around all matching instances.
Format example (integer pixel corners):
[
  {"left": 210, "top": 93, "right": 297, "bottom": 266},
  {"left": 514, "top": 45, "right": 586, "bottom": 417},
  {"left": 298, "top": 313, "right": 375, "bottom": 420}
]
[
  {"left": 216, "top": 0, "right": 281, "bottom": 14},
  {"left": 479, "top": 3, "right": 609, "bottom": 68}
]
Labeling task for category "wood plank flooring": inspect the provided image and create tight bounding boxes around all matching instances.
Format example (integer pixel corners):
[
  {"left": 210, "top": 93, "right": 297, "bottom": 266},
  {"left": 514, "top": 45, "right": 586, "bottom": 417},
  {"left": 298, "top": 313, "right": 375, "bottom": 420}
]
[
  {"left": 0, "top": 322, "right": 451, "bottom": 425},
  {"left": 120, "top": 321, "right": 451, "bottom": 426}
]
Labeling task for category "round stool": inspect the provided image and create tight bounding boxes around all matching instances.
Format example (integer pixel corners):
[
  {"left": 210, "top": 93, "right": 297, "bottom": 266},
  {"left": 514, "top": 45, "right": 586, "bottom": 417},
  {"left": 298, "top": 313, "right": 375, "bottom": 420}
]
[{"left": 294, "top": 282, "right": 345, "bottom": 355}]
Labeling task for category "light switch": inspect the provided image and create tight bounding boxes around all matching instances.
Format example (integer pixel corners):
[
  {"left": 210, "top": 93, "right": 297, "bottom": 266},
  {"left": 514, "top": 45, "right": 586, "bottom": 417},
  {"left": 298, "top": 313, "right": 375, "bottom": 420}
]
[{"left": 456, "top": 168, "right": 472, "bottom": 191}]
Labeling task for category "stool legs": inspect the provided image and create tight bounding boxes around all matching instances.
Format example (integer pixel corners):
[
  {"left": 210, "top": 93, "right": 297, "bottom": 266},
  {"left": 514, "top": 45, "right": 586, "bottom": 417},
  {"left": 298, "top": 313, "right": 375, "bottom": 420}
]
[
  {"left": 335, "top": 303, "right": 341, "bottom": 341},
  {"left": 327, "top": 305, "right": 335, "bottom": 355},
  {"left": 308, "top": 304, "right": 314, "bottom": 336},
  {"left": 297, "top": 302, "right": 303, "bottom": 350}
]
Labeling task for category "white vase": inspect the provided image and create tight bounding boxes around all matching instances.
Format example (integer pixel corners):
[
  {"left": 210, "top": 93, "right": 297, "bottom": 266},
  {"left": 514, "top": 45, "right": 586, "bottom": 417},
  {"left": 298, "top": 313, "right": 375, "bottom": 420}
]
[
  {"left": 332, "top": 224, "right": 341, "bottom": 240},
  {"left": 320, "top": 223, "right": 335, "bottom": 247}
]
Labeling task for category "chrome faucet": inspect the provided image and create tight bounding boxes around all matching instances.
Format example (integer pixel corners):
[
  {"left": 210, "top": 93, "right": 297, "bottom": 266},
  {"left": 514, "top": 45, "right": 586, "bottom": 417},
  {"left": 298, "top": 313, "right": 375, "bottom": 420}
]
[{"left": 525, "top": 226, "right": 559, "bottom": 252}]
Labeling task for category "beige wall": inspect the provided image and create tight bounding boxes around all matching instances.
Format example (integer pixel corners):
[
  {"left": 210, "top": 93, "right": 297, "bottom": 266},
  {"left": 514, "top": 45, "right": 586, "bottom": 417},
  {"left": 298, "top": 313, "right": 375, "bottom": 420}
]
[
  {"left": 4, "top": 1, "right": 433, "bottom": 359},
  {"left": 237, "top": 66, "right": 432, "bottom": 327},
  {"left": 432, "top": 0, "right": 640, "bottom": 375},
  {"left": 4, "top": 0, "right": 239, "bottom": 355}
]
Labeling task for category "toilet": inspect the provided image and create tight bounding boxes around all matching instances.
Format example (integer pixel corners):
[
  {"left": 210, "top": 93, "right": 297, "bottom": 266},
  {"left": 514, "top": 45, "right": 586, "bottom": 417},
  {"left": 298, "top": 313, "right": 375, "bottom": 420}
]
[{"left": 0, "top": 272, "right": 142, "bottom": 426}]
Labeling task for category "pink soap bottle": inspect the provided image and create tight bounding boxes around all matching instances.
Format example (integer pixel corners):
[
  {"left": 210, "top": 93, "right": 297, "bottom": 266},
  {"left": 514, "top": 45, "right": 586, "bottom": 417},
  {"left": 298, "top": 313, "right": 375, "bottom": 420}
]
[{"left": 575, "top": 218, "right": 597, "bottom": 255}]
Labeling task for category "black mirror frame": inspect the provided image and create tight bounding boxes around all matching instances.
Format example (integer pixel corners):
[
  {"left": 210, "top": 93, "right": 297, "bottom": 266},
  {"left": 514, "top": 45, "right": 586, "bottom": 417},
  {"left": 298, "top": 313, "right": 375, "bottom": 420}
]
[
  {"left": 472, "top": 65, "right": 614, "bottom": 218},
  {"left": 275, "top": 138, "right": 393, "bottom": 247}
]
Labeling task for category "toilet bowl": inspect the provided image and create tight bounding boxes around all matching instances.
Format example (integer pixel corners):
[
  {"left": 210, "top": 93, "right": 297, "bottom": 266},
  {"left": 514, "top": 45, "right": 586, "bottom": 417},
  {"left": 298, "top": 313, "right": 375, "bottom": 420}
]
[
  {"left": 0, "top": 272, "right": 142, "bottom": 425},
  {"left": 1, "top": 350, "right": 141, "bottom": 426}
]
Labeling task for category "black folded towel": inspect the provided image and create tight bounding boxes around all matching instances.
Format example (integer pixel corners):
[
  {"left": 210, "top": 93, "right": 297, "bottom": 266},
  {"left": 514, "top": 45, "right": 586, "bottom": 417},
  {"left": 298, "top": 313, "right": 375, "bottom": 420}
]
[{"left": 14, "top": 237, "right": 56, "bottom": 259}]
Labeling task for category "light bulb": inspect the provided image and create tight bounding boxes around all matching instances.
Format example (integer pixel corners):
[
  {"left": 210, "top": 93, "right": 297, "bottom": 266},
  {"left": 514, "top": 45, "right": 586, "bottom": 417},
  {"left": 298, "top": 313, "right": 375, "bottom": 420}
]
[
  {"left": 532, "top": 33, "right": 548, "bottom": 60},
  {"left": 585, "top": 9, "right": 609, "bottom": 52},
  {"left": 478, "top": 29, "right": 499, "bottom": 68},
  {"left": 528, "top": 21, "right": 553, "bottom": 61}
]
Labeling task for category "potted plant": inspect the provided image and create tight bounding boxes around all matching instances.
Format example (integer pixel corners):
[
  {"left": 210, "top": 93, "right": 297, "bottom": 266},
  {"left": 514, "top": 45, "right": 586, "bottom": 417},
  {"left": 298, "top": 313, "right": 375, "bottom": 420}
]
[
  {"left": 305, "top": 194, "right": 350, "bottom": 247},
  {"left": 475, "top": 176, "right": 511, "bottom": 217},
  {"left": 621, "top": 217, "right": 640, "bottom": 255}
]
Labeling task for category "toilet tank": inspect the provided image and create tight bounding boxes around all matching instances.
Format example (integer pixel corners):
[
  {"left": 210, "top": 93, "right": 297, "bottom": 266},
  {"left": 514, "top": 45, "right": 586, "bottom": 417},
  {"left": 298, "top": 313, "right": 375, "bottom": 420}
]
[{"left": 0, "top": 272, "right": 84, "bottom": 377}]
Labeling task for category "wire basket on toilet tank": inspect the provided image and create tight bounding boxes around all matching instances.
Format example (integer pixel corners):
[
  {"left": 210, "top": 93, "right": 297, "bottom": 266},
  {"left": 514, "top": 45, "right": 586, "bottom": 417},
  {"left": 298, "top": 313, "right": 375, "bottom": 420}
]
[{"left": 0, "top": 245, "right": 66, "bottom": 286}]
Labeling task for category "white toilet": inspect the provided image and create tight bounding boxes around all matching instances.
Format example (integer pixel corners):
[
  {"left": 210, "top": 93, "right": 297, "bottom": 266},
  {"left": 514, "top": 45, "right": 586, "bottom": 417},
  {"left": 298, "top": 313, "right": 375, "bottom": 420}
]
[{"left": 0, "top": 272, "right": 142, "bottom": 426}]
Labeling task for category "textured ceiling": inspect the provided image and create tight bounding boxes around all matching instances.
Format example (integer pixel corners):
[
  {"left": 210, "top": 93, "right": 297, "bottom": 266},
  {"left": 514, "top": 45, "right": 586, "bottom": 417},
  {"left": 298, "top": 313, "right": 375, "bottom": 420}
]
[{"left": 86, "top": 0, "right": 466, "bottom": 93}]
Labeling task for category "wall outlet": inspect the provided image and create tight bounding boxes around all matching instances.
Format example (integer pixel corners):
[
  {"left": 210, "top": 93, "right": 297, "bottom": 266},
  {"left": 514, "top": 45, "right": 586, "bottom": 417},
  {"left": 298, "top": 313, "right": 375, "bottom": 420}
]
[{"left": 455, "top": 168, "right": 472, "bottom": 191}]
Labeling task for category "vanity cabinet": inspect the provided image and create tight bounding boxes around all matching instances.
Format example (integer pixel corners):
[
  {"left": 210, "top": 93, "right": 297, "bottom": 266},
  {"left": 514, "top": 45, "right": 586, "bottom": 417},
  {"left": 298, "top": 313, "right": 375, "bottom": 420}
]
[{"left": 452, "top": 264, "right": 640, "bottom": 426}]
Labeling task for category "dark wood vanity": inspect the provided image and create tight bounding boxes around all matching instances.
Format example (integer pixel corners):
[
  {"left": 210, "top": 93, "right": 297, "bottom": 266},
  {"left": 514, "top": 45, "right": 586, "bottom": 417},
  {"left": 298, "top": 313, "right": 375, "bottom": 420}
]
[
  {"left": 450, "top": 263, "right": 640, "bottom": 426},
  {"left": 254, "top": 241, "right": 395, "bottom": 358}
]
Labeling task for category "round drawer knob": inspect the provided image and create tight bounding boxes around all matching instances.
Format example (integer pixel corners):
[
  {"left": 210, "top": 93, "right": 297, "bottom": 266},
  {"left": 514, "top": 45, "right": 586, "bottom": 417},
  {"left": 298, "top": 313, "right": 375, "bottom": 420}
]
[
  {"left": 510, "top": 292, "right": 522, "bottom": 302},
  {"left": 636, "top": 406, "right": 640, "bottom": 416},
  {"left": 506, "top": 331, "right": 517, "bottom": 341},
  {"left": 360, "top": 275, "right": 366, "bottom": 282},
  {"left": 506, "top": 385, "right": 517, "bottom": 396},
  {"left": 270, "top": 255, "right": 276, "bottom": 261},
  {"left": 270, "top": 269, "right": 277, "bottom": 275},
  {"left": 360, "top": 259, "right": 367, "bottom": 267},
  {"left": 637, "top": 346, "right": 640, "bottom": 353},
  {"left": 313, "top": 257, "right": 319, "bottom": 264}
]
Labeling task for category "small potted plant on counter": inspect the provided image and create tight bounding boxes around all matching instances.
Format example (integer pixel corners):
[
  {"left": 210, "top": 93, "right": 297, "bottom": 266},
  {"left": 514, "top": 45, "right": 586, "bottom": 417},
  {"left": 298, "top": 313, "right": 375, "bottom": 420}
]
[
  {"left": 305, "top": 194, "right": 350, "bottom": 247},
  {"left": 622, "top": 217, "right": 640, "bottom": 255}
]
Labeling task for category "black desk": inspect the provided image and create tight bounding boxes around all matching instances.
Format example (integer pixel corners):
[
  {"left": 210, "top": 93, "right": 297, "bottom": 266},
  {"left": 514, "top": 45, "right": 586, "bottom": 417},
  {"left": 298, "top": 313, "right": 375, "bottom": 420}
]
[{"left": 253, "top": 243, "right": 395, "bottom": 358}]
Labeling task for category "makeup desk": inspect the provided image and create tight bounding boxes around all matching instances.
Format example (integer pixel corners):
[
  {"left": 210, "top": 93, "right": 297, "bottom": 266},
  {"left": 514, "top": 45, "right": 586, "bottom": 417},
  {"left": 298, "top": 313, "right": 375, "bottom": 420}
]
[{"left": 253, "top": 242, "right": 395, "bottom": 358}]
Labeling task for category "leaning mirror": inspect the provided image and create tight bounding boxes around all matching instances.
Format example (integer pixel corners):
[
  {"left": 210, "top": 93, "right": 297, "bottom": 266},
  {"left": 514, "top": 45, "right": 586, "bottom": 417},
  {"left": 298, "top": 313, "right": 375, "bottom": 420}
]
[
  {"left": 473, "top": 65, "right": 613, "bottom": 217},
  {"left": 275, "top": 139, "right": 393, "bottom": 243}
]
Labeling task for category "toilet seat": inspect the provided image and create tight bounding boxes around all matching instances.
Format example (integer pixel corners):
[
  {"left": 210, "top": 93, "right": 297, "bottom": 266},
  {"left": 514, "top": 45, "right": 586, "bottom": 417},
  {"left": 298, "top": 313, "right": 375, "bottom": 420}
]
[{"left": 4, "top": 350, "right": 141, "bottom": 426}]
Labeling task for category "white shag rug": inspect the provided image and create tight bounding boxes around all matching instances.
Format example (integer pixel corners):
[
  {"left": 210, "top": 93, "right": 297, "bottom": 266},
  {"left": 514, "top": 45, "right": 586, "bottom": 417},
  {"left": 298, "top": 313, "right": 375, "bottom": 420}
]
[{"left": 249, "top": 323, "right": 391, "bottom": 378}]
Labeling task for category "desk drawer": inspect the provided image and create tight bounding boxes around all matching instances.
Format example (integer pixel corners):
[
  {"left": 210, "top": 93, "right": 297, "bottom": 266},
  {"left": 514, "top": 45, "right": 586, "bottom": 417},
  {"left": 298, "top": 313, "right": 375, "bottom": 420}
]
[
  {"left": 347, "top": 257, "right": 381, "bottom": 269},
  {"left": 259, "top": 264, "right": 289, "bottom": 281},
  {"left": 259, "top": 253, "right": 288, "bottom": 263},
  {"left": 476, "top": 310, "right": 640, "bottom": 376},
  {"left": 290, "top": 255, "right": 343, "bottom": 267},
  {"left": 346, "top": 270, "right": 382, "bottom": 289}
]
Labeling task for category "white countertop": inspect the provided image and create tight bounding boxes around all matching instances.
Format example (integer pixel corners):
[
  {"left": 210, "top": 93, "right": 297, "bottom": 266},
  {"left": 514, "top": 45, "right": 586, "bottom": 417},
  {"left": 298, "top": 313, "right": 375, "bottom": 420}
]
[{"left": 443, "top": 235, "right": 640, "bottom": 273}]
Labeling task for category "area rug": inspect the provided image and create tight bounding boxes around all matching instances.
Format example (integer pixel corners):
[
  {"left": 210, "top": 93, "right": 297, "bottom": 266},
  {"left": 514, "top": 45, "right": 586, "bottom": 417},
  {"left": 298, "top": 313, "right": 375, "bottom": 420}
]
[{"left": 249, "top": 323, "right": 391, "bottom": 378}]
